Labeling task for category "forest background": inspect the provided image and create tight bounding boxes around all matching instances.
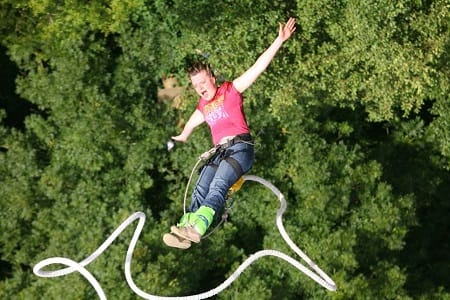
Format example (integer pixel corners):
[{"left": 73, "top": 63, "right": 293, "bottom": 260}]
[{"left": 1, "top": 0, "right": 449, "bottom": 299}]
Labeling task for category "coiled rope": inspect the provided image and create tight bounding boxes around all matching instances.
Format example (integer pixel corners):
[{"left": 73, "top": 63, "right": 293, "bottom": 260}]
[{"left": 33, "top": 175, "right": 337, "bottom": 299}]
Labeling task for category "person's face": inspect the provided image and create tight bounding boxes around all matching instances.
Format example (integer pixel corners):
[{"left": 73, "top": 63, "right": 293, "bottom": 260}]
[{"left": 190, "top": 70, "right": 217, "bottom": 101}]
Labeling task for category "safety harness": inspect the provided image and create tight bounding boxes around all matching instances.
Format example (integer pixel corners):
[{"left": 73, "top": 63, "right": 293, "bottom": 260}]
[
  {"left": 200, "top": 133, "right": 253, "bottom": 179},
  {"left": 197, "top": 134, "right": 253, "bottom": 238}
]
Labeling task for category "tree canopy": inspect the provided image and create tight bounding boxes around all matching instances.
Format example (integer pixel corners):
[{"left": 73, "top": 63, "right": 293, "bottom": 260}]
[{"left": 1, "top": 0, "right": 449, "bottom": 299}]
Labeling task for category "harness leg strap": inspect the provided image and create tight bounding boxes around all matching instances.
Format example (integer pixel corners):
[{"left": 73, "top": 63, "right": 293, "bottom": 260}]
[{"left": 225, "top": 156, "right": 244, "bottom": 179}]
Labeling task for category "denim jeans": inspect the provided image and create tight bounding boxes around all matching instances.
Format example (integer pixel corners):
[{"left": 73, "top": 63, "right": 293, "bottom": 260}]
[{"left": 189, "top": 141, "right": 254, "bottom": 213}]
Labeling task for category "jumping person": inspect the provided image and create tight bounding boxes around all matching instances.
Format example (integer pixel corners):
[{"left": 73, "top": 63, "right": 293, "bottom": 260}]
[{"left": 164, "top": 17, "right": 296, "bottom": 249}]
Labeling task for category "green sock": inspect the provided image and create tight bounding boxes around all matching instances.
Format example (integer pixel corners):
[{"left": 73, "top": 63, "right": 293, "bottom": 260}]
[
  {"left": 192, "top": 206, "right": 215, "bottom": 235},
  {"left": 178, "top": 212, "right": 194, "bottom": 227}
]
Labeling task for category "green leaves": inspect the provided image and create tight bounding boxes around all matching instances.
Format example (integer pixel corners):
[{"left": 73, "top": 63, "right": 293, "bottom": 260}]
[
  {"left": 1, "top": 0, "right": 450, "bottom": 299},
  {"left": 294, "top": 0, "right": 449, "bottom": 122}
]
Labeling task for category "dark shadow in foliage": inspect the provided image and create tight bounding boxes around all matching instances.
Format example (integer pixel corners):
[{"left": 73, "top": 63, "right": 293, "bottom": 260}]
[
  {"left": 0, "top": 45, "right": 37, "bottom": 129},
  {"left": 144, "top": 168, "right": 172, "bottom": 221},
  {"left": 196, "top": 248, "right": 240, "bottom": 297},
  {"left": 231, "top": 218, "right": 265, "bottom": 257},
  {"left": 191, "top": 220, "right": 264, "bottom": 296},
  {"left": 400, "top": 181, "right": 450, "bottom": 296},
  {"left": 315, "top": 104, "right": 390, "bottom": 147},
  {"left": 368, "top": 112, "right": 450, "bottom": 295},
  {"left": 354, "top": 231, "right": 399, "bottom": 278},
  {"left": 0, "top": 258, "right": 12, "bottom": 281},
  {"left": 314, "top": 102, "right": 450, "bottom": 295},
  {"left": 251, "top": 106, "right": 287, "bottom": 172},
  {"left": 377, "top": 140, "right": 450, "bottom": 296},
  {"left": 82, "top": 31, "right": 123, "bottom": 97}
]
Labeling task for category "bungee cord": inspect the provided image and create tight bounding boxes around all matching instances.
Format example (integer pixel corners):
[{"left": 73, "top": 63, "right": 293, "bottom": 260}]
[
  {"left": 33, "top": 173, "right": 337, "bottom": 299},
  {"left": 182, "top": 157, "right": 204, "bottom": 215}
]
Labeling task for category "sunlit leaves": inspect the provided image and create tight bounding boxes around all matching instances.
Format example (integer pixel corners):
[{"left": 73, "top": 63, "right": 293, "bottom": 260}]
[{"left": 1, "top": 0, "right": 449, "bottom": 299}]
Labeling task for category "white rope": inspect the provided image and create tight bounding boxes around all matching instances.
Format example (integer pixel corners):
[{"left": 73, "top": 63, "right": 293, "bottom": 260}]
[
  {"left": 183, "top": 147, "right": 217, "bottom": 215},
  {"left": 33, "top": 175, "right": 337, "bottom": 299},
  {"left": 183, "top": 158, "right": 204, "bottom": 215}
]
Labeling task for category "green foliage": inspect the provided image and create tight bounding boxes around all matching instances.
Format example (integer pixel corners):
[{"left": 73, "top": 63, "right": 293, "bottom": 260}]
[{"left": 1, "top": 0, "right": 450, "bottom": 299}]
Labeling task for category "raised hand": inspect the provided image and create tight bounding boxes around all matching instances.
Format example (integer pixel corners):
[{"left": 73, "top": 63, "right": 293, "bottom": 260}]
[{"left": 278, "top": 17, "right": 296, "bottom": 42}]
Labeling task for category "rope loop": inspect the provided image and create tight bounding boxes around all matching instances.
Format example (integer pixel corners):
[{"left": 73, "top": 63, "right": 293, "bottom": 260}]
[{"left": 33, "top": 175, "right": 337, "bottom": 299}]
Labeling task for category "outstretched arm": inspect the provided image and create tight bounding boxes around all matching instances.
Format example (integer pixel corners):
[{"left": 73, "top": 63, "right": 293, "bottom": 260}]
[
  {"left": 233, "top": 17, "right": 296, "bottom": 94},
  {"left": 172, "top": 109, "right": 205, "bottom": 142}
]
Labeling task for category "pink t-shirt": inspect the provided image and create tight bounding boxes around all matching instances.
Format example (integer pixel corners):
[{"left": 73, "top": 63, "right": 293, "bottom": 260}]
[{"left": 197, "top": 81, "right": 250, "bottom": 145}]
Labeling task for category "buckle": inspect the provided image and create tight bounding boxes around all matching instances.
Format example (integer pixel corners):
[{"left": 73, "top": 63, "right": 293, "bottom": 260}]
[{"left": 220, "top": 140, "right": 233, "bottom": 148}]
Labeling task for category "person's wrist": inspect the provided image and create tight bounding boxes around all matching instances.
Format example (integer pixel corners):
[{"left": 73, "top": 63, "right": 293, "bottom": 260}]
[{"left": 275, "top": 36, "right": 284, "bottom": 44}]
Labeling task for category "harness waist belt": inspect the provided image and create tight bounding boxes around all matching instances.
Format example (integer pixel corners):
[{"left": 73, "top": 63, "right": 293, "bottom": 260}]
[{"left": 218, "top": 134, "right": 253, "bottom": 149}]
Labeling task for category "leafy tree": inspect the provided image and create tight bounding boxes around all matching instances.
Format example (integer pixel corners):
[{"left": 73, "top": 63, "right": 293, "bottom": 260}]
[{"left": 1, "top": 0, "right": 449, "bottom": 299}]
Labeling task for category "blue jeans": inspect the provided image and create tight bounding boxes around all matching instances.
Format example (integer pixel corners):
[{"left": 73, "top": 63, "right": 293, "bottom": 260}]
[{"left": 189, "top": 142, "right": 254, "bottom": 213}]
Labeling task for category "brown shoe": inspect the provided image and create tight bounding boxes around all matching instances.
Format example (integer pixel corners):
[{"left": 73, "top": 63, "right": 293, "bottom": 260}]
[
  {"left": 171, "top": 225, "right": 201, "bottom": 243},
  {"left": 163, "top": 233, "right": 191, "bottom": 249}
]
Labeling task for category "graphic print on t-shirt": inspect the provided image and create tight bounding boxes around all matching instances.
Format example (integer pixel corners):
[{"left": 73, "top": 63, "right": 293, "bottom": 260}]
[{"left": 203, "top": 95, "right": 229, "bottom": 126}]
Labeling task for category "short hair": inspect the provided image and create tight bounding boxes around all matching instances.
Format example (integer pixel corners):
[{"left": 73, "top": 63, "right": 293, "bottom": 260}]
[{"left": 186, "top": 61, "right": 215, "bottom": 78}]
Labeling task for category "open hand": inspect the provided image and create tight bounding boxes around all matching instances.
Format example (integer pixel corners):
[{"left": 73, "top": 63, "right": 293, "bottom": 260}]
[{"left": 279, "top": 17, "right": 296, "bottom": 42}]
